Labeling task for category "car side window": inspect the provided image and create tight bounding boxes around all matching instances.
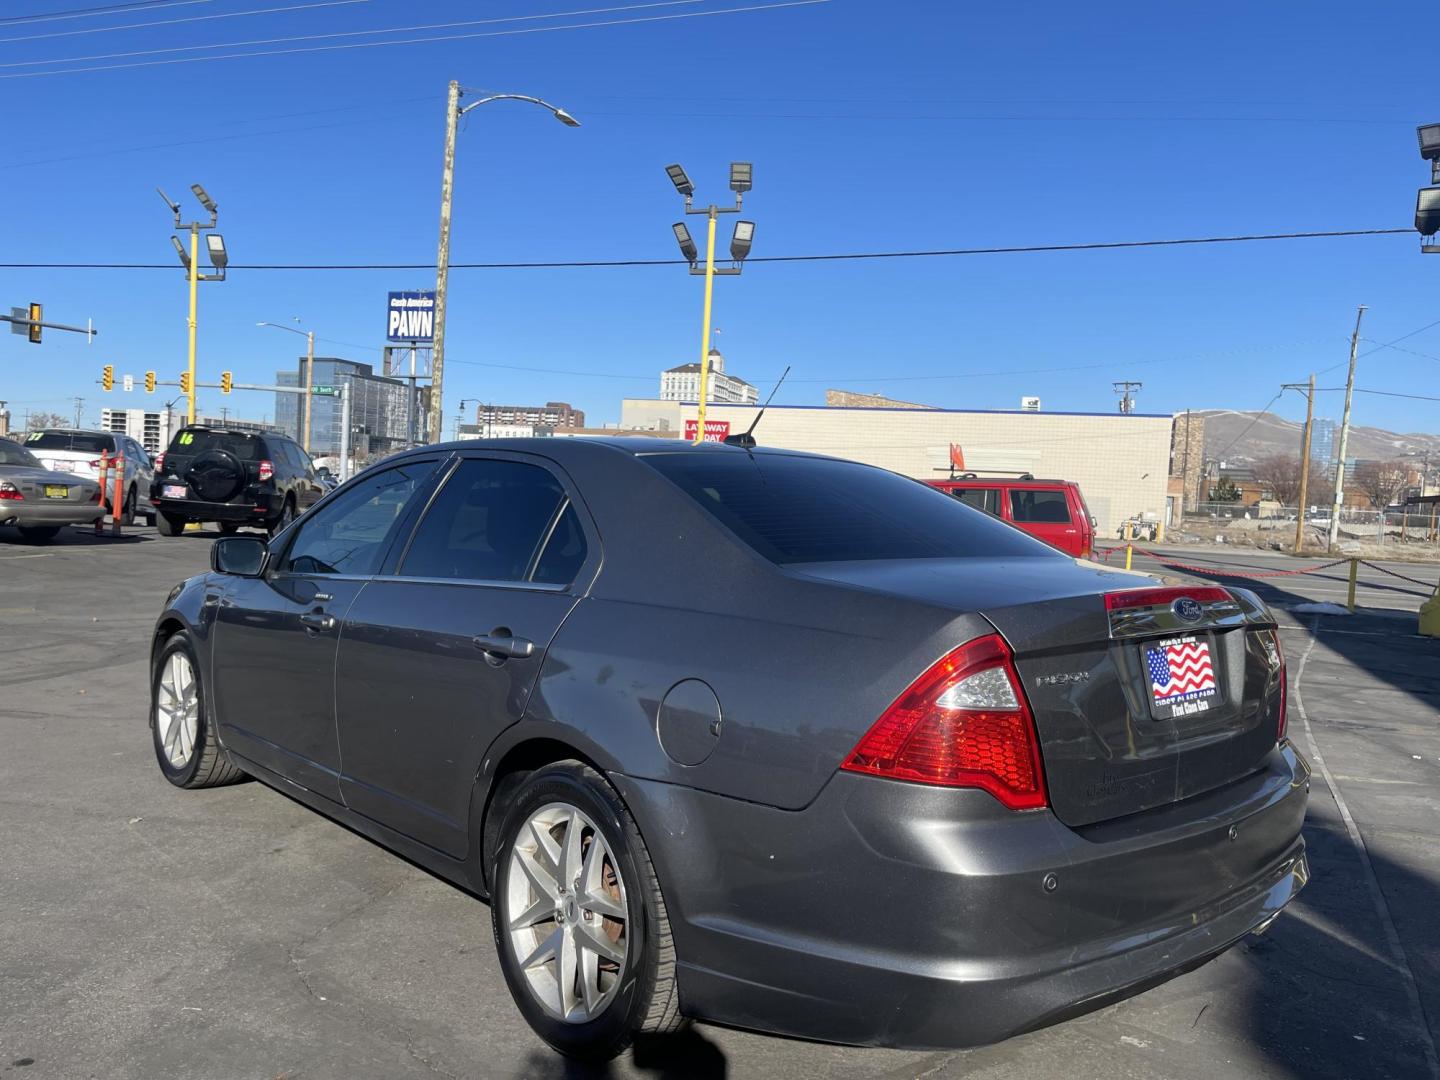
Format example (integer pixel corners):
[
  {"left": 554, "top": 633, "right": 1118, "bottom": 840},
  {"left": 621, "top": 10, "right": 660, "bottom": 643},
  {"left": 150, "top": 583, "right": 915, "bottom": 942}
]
[
  {"left": 531, "top": 502, "right": 588, "bottom": 585},
  {"left": 951, "top": 487, "right": 999, "bottom": 516},
  {"left": 1009, "top": 489, "right": 1072, "bottom": 524},
  {"left": 399, "top": 458, "right": 572, "bottom": 584},
  {"left": 280, "top": 459, "right": 438, "bottom": 576}
]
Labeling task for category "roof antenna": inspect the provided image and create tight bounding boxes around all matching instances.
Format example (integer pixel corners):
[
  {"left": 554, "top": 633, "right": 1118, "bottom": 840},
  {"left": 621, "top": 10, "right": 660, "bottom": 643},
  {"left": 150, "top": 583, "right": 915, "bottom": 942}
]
[{"left": 723, "top": 365, "right": 790, "bottom": 448}]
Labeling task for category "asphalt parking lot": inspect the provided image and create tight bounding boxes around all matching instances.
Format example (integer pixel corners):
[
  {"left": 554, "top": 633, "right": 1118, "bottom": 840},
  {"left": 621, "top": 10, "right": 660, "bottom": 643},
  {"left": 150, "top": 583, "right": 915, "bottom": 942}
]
[{"left": 3, "top": 527, "right": 1438, "bottom": 1079}]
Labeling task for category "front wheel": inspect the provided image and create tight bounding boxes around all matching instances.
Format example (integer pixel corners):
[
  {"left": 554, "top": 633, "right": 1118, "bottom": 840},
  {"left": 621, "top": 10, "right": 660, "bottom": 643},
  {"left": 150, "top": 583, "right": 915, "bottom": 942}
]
[
  {"left": 267, "top": 498, "right": 295, "bottom": 538},
  {"left": 491, "top": 762, "right": 683, "bottom": 1061},
  {"left": 157, "top": 511, "right": 187, "bottom": 537},
  {"left": 150, "top": 631, "right": 245, "bottom": 788}
]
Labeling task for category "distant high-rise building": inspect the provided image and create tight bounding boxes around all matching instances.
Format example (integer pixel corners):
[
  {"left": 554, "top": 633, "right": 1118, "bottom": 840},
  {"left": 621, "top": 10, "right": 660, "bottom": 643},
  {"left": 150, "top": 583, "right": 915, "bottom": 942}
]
[
  {"left": 100, "top": 407, "right": 177, "bottom": 454},
  {"left": 274, "top": 357, "right": 423, "bottom": 458},
  {"left": 1310, "top": 418, "right": 1337, "bottom": 468},
  {"left": 660, "top": 348, "right": 759, "bottom": 404},
  {"left": 475, "top": 402, "right": 585, "bottom": 431}
]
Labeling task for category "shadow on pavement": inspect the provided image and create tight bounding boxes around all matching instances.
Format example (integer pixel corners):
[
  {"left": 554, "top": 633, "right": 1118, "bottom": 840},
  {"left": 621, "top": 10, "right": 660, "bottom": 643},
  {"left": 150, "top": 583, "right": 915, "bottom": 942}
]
[{"left": 521, "top": 1028, "right": 728, "bottom": 1079}]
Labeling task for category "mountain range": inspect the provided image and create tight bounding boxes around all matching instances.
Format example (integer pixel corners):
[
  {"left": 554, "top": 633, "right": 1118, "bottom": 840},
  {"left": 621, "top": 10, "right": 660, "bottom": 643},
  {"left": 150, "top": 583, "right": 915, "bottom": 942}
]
[{"left": 1198, "top": 410, "right": 1440, "bottom": 466}]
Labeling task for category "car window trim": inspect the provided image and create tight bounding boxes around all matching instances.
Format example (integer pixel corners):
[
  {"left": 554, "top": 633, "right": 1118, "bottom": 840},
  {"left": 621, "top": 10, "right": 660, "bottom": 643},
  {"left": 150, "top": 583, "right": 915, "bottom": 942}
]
[{"left": 524, "top": 496, "right": 572, "bottom": 584}]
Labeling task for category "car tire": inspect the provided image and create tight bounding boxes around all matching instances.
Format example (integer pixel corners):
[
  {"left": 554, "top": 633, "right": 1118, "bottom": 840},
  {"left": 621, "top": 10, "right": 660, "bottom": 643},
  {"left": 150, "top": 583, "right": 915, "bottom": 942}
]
[
  {"left": 218, "top": 522, "right": 240, "bottom": 535},
  {"left": 16, "top": 526, "right": 61, "bottom": 544},
  {"left": 490, "top": 762, "right": 683, "bottom": 1061},
  {"left": 157, "top": 512, "right": 187, "bottom": 537},
  {"left": 267, "top": 497, "right": 295, "bottom": 538},
  {"left": 120, "top": 485, "right": 136, "bottom": 527},
  {"left": 150, "top": 631, "right": 246, "bottom": 789}
]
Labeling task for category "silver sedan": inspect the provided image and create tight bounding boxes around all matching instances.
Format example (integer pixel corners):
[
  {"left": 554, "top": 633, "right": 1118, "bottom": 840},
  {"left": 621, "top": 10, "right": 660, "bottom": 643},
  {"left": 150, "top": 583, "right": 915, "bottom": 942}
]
[{"left": 0, "top": 438, "right": 104, "bottom": 543}]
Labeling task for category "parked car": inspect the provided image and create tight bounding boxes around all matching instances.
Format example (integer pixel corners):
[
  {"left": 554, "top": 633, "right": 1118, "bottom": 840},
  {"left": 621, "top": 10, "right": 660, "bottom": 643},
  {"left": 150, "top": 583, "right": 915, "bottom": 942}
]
[
  {"left": 21, "top": 428, "right": 155, "bottom": 526},
  {"left": 0, "top": 437, "right": 104, "bottom": 542},
  {"left": 149, "top": 440, "right": 1307, "bottom": 1061},
  {"left": 149, "top": 425, "right": 324, "bottom": 537},
  {"left": 927, "top": 475, "right": 1097, "bottom": 558}
]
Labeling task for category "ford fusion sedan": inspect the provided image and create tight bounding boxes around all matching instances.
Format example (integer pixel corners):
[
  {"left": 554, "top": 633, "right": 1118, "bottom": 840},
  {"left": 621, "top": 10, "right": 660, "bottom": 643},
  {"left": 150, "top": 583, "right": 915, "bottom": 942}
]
[
  {"left": 149, "top": 438, "right": 1309, "bottom": 1061},
  {"left": 0, "top": 438, "right": 103, "bottom": 542}
]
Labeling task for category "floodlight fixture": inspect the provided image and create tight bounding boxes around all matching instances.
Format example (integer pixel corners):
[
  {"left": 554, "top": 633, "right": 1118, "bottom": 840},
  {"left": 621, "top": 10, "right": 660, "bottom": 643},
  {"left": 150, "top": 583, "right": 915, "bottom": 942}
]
[
  {"left": 730, "top": 220, "right": 755, "bottom": 261},
  {"left": 552, "top": 108, "right": 581, "bottom": 127},
  {"left": 207, "top": 233, "right": 228, "bottom": 270},
  {"left": 672, "top": 222, "right": 698, "bottom": 262},
  {"left": 665, "top": 164, "right": 694, "bottom": 197},
  {"left": 729, "top": 162, "right": 753, "bottom": 193},
  {"left": 1417, "top": 187, "right": 1440, "bottom": 238},
  {"left": 191, "top": 183, "right": 217, "bottom": 214},
  {"left": 1418, "top": 123, "right": 1440, "bottom": 161},
  {"left": 155, "top": 186, "right": 180, "bottom": 216},
  {"left": 170, "top": 235, "right": 190, "bottom": 268}
]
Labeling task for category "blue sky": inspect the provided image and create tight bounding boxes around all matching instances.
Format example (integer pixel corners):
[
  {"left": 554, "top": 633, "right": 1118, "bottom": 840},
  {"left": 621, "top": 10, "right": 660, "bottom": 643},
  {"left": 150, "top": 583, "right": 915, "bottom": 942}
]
[{"left": 2, "top": 0, "right": 1437, "bottom": 436}]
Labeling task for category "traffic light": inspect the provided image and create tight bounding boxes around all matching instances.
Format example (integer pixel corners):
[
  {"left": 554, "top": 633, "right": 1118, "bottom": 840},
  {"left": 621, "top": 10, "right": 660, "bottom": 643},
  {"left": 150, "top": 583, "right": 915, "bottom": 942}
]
[
  {"left": 27, "top": 302, "right": 41, "bottom": 344},
  {"left": 220, "top": 371, "right": 232, "bottom": 394},
  {"left": 179, "top": 371, "right": 192, "bottom": 393},
  {"left": 144, "top": 371, "right": 156, "bottom": 393},
  {"left": 101, "top": 364, "right": 114, "bottom": 391}
]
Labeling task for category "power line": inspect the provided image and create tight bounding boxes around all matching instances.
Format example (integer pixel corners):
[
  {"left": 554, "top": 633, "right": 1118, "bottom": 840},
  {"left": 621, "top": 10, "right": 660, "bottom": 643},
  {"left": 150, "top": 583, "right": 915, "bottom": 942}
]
[
  {"left": 1354, "top": 388, "right": 1440, "bottom": 403},
  {"left": 1214, "top": 391, "right": 1285, "bottom": 459},
  {"left": 1318, "top": 317, "right": 1440, "bottom": 374},
  {"left": 0, "top": 0, "right": 828, "bottom": 79},
  {"left": 0, "top": 0, "right": 210, "bottom": 26},
  {"left": 0, "top": 0, "right": 371, "bottom": 44},
  {"left": 0, "top": 227, "right": 1412, "bottom": 272}
]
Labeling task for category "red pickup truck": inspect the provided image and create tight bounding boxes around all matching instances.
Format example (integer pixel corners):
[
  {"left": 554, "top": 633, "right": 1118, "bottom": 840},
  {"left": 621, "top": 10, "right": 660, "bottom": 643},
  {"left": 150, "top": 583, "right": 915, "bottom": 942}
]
[{"left": 926, "top": 476, "right": 1096, "bottom": 558}]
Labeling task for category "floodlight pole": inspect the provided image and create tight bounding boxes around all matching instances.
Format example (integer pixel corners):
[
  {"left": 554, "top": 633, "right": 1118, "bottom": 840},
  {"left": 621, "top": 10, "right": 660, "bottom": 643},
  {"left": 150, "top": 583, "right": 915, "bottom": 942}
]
[
  {"left": 682, "top": 193, "right": 743, "bottom": 445},
  {"left": 427, "top": 82, "right": 580, "bottom": 446},
  {"left": 158, "top": 185, "right": 222, "bottom": 425}
]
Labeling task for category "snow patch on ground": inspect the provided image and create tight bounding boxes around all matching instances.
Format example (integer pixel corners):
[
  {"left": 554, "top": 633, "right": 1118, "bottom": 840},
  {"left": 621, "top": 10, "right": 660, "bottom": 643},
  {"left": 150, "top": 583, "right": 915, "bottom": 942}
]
[{"left": 1288, "top": 602, "right": 1353, "bottom": 616}]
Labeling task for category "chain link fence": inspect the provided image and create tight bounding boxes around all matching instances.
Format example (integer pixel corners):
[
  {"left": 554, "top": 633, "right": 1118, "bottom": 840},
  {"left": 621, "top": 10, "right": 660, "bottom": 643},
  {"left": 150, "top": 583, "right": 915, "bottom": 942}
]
[{"left": 1179, "top": 503, "right": 1440, "bottom": 550}]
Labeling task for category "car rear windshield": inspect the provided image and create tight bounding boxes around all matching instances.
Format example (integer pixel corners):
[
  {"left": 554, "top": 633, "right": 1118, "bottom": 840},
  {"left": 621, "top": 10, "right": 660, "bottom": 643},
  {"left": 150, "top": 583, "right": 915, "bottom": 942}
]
[
  {"left": 23, "top": 431, "right": 114, "bottom": 454},
  {"left": 642, "top": 451, "right": 1056, "bottom": 564},
  {"left": 169, "top": 430, "right": 263, "bottom": 461}
]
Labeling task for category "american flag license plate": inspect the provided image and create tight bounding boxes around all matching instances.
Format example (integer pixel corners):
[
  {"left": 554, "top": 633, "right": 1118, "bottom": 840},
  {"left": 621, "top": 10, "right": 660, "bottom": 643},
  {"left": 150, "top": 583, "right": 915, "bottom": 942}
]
[{"left": 1144, "top": 635, "right": 1220, "bottom": 719}]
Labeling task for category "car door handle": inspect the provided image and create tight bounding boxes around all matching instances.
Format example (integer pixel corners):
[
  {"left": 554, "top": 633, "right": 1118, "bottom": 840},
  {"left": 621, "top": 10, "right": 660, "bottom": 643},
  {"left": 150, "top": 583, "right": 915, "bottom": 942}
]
[
  {"left": 472, "top": 632, "right": 535, "bottom": 660},
  {"left": 299, "top": 611, "right": 336, "bottom": 632}
]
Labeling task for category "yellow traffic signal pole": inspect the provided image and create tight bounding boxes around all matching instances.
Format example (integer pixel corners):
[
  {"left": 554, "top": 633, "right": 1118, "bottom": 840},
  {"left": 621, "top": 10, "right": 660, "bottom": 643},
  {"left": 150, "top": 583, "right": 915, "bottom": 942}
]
[
  {"left": 695, "top": 211, "right": 719, "bottom": 442},
  {"left": 186, "top": 225, "right": 199, "bottom": 423}
]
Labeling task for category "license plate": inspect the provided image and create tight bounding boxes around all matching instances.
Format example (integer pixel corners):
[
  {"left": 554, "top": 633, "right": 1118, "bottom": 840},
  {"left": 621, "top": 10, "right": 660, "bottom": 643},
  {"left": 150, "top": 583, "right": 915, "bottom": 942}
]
[
  {"left": 163, "top": 484, "right": 187, "bottom": 499},
  {"left": 43, "top": 484, "right": 69, "bottom": 499},
  {"left": 1144, "top": 634, "right": 1220, "bottom": 720}
]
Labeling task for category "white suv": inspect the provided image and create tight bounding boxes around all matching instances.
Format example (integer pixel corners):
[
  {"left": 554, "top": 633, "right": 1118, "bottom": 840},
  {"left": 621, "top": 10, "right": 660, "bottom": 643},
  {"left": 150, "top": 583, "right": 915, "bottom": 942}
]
[{"left": 21, "top": 429, "right": 156, "bottom": 526}]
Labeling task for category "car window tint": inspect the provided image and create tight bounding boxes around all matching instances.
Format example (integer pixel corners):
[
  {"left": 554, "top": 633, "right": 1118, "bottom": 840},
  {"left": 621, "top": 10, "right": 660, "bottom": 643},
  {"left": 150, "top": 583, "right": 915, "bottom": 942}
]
[
  {"left": 170, "top": 430, "right": 262, "bottom": 461},
  {"left": 400, "top": 459, "right": 567, "bottom": 583},
  {"left": 0, "top": 441, "right": 41, "bottom": 467},
  {"left": 24, "top": 432, "right": 115, "bottom": 454},
  {"left": 282, "top": 459, "right": 438, "bottom": 576},
  {"left": 1009, "top": 489, "right": 1072, "bottom": 524},
  {"left": 951, "top": 487, "right": 999, "bottom": 516},
  {"left": 644, "top": 452, "right": 1052, "bottom": 564},
  {"left": 531, "top": 502, "right": 588, "bottom": 585}
]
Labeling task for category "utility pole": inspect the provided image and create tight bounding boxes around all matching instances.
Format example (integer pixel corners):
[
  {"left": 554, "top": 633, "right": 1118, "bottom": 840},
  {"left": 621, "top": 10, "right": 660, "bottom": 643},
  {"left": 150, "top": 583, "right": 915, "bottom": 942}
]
[
  {"left": 1286, "top": 375, "right": 1316, "bottom": 553},
  {"left": 1328, "top": 305, "right": 1366, "bottom": 553},
  {"left": 1113, "top": 381, "right": 1142, "bottom": 414},
  {"left": 72, "top": 396, "right": 84, "bottom": 428},
  {"left": 429, "top": 79, "right": 461, "bottom": 446}
]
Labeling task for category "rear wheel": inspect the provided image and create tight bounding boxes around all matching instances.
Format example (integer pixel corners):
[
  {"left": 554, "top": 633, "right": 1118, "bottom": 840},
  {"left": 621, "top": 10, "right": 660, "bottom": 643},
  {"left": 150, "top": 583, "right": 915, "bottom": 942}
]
[
  {"left": 17, "top": 526, "right": 61, "bottom": 544},
  {"left": 151, "top": 631, "right": 245, "bottom": 788},
  {"left": 491, "top": 762, "right": 683, "bottom": 1060},
  {"left": 157, "top": 512, "right": 187, "bottom": 537},
  {"left": 267, "top": 497, "right": 295, "bottom": 538},
  {"left": 218, "top": 522, "right": 240, "bottom": 536},
  {"left": 120, "top": 485, "right": 136, "bottom": 527}
]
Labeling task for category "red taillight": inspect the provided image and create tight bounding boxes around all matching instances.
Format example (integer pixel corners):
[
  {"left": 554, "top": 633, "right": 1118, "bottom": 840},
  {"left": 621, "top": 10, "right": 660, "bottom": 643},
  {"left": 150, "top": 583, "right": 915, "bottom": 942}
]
[
  {"left": 1104, "top": 585, "right": 1231, "bottom": 611},
  {"left": 841, "top": 634, "right": 1048, "bottom": 810},
  {"left": 153, "top": 452, "right": 165, "bottom": 471},
  {"left": 258, "top": 460, "right": 274, "bottom": 482},
  {"left": 0, "top": 482, "right": 23, "bottom": 501}
]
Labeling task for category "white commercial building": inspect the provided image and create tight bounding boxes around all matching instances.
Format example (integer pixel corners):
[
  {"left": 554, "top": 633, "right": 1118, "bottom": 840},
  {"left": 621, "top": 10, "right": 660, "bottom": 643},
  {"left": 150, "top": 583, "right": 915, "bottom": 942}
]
[
  {"left": 619, "top": 398, "right": 1174, "bottom": 538},
  {"left": 100, "top": 408, "right": 176, "bottom": 454},
  {"left": 660, "top": 349, "right": 759, "bottom": 405}
]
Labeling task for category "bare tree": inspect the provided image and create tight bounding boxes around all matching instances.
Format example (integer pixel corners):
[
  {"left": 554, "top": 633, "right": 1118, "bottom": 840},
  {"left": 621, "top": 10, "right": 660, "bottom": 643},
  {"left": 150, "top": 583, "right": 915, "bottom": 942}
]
[
  {"left": 24, "top": 411, "right": 68, "bottom": 432},
  {"left": 1351, "top": 459, "right": 1411, "bottom": 509},
  {"left": 1251, "top": 453, "right": 1303, "bottom": 506}
]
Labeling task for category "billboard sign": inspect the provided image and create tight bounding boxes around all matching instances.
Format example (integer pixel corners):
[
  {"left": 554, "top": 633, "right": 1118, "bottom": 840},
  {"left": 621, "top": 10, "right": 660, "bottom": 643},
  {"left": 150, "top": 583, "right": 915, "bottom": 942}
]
[
  {"left": 386, "top": 291, "right": 436, "bottom": 343},
  {"left": 684, "top": 419, "right": 731, "bottom": 442}
]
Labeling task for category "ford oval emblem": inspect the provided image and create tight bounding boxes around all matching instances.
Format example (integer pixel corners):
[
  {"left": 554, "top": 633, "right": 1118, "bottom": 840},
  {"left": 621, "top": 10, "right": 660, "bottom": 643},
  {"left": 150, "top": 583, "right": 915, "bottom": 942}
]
[{"left": 1173, "top": 597, "right": 1204, "bottom": 623}]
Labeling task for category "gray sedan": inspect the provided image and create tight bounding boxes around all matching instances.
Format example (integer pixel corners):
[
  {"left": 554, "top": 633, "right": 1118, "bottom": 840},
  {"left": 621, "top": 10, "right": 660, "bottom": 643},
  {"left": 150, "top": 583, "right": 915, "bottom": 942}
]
[
  {"left": 148, "top": 438, "right": 1309, "bottom": 1062},
  {"left": 0, "top": 438, "right": 103, "bottom": 542}
]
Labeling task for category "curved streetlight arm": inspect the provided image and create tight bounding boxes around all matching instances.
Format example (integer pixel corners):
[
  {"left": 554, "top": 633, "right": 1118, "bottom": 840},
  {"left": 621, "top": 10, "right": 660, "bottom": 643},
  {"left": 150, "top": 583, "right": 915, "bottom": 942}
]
[
  {"left": 458, "top": 92, "right": 580, "bottom": 126},
  {"left": 256, "top": 320, "right": 308, "bottom": 338}
]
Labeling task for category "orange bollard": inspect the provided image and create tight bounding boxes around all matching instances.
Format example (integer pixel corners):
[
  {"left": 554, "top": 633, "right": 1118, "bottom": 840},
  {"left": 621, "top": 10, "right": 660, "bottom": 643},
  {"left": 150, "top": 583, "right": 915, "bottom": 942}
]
[
  {"left": 95, "top": 451, "right": 110, "bottom": 536},
  {"left": 111, "top": 454, "right": 125, "bottom": 536}
]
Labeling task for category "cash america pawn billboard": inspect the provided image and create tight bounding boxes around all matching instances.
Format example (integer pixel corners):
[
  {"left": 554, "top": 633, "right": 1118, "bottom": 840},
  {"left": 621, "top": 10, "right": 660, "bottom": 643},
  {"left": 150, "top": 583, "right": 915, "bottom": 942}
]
[{"left": 386, "top": 291, "right": 436, "bottom": 343}]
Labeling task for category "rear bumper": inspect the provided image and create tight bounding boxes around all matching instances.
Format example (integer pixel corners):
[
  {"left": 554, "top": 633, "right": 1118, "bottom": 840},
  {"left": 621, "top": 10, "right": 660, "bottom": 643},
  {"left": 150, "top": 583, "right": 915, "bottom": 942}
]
[
  {"left": 0, "top": 503, "right": 104, "bottom": 527},
  {"left": 150, "top": 492, "right": 275, "bottom": 521},
  {"left": 612, "top": 740, "right": 1310, "bottom": 1050}
]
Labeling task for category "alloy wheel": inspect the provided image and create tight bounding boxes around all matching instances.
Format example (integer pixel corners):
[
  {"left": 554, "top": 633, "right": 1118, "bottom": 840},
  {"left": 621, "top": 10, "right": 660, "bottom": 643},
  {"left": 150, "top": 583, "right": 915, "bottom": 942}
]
[
  {"left": 504, "top": 802, "right": 630, "bottom": 1023},
  {"left": 155, "top": 651, "right": 199, "bottom": 768}
]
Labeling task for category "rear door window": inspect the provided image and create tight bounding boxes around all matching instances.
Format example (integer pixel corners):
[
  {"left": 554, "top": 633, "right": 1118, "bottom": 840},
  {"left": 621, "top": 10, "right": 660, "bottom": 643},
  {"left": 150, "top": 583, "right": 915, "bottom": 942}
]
[
  {"left": 398, "top": 458, "right": 572, "bottom": 583},
  {"left": 1009, "top": 489, "right": 1072, "bottom": 524},
  {"left": 643, "top": 451, "right": 1052, "bottom": 564},
  {"left": 950, "top": 487, "right": 999, "bottom": 516}
]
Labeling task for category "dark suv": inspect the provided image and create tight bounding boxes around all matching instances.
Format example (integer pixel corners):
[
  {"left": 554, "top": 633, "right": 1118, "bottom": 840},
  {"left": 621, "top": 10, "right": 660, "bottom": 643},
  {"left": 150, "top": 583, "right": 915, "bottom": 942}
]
[{"left": 150, "top": 426, "right": 324, "bottom": 537}]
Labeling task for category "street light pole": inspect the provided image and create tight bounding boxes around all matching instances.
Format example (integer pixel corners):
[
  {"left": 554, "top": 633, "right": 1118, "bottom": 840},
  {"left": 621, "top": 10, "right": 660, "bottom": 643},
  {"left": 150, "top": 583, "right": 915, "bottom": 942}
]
[
  {"left": 696, "top": 211, "right": 719, "bottom": 430},
  {"left": 1328, "top": 305, "right": 1366, "bottom": 553},
  {"left": 426, "top": 83, "right": 580, "bottom": 446},
  {"left": 257, "top": 320, "right": 317, "bottom": 452},
  {"left": 186, "top": 227, "right": 199, "bottom": 424}
]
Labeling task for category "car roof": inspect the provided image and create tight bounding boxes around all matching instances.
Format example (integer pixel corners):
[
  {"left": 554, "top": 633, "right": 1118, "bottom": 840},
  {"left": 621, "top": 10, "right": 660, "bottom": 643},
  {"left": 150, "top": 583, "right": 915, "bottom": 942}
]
[
  {"left": 382, "top": 436, "right": 839, "bottom": 466},
  {"left": 929, "top": 477, "right": 1077, "bottom": 488},
  {"left": 28, "top": 427, "right": 111, "bottom": 436},
  {"left": 173, "top": 425, "right": 285, "bottom": 440}
]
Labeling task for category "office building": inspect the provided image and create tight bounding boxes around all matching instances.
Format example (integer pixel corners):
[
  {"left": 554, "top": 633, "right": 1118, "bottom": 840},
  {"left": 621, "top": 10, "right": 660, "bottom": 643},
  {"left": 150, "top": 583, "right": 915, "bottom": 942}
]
[
  {"left": 100, "top": 408, "right": 177, "bottom": 454},
  {"left": 475, "top": 402, "right": 585, "bottom": 430},
  {"left": 274, "top": 357, "right": 423, "bottom": 459},
  {"left": 660, "top": 349, "right": 759, "bottom": 405}
]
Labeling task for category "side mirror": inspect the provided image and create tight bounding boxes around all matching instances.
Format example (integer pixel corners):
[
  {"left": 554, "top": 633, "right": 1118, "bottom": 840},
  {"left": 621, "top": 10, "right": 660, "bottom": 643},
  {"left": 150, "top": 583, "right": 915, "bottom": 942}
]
[{"left": 211, "top": 535, "right": 269, "bottom": 577}]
